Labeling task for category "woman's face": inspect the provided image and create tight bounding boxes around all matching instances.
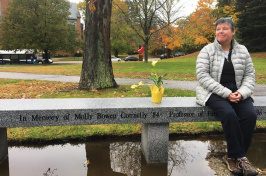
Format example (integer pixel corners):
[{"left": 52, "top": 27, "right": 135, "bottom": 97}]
[{"left": 216, "top": 23, "right": 235, "bottom": 45}]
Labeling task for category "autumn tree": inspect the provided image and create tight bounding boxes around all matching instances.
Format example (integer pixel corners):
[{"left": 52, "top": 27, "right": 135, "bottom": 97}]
[
  {"left": 114, "top": 0, "right": 182, "bottom": 62},
  {"left": 152, "top": 25, "right": 182, "bottom": 54},
  {"left": 155, "top": 0, "right": 216, "bottom": 54},
  {"left": 79, "top": 0, "right": 117, "bottom": 90},
  {"left": 0, "top": 0, "right": 79, "bottom": 62},
  {"left": 149, "top": 0, "right": 184, "bottom": 55},
  {"left": 149, "top": 26, "right": 166, "bottom": 55},
  {"left": 192, "top": 0, "right": 216, "bottom": 43},
  {"left": 214, "top": 0, "right": 240, "bottom": 25},
  {"left": 215, "top": 0, "right": 235, "bottom": 17},
  {"left": 175, "top": 0, "right": 216, "bottom": 52}
]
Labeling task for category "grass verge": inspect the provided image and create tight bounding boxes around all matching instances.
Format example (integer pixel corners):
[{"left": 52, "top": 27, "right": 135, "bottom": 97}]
[
  {"left": 8, "top": 121, "right": 266, "bottom": 145},
  {"left": 1, "top": 52, "right": 266, "bottom": 83}
]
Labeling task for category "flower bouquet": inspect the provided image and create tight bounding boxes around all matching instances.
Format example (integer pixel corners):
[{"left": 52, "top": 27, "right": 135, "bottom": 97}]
[{"left": 131, "top": 61, "right": 167, "bottom": 103}]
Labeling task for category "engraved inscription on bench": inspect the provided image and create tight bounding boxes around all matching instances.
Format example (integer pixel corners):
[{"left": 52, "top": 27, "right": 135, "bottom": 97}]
[{"left": 0, "top": 97, "right": 266, "bottom": 128}]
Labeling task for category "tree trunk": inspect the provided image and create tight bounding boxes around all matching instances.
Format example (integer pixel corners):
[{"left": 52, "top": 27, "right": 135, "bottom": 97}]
[
  {"left": 144, "top": 39, "right": 149, "bottom": 63},
  {"left": 44, "top": 49, "right": 49, "bottom": 63},
  {"left": 79, "top": 0, "right": 117, "bottom": 90}
]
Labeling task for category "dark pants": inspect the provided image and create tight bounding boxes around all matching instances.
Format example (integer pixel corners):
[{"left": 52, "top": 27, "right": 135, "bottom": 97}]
[{"left": 206, "top": 84, "right": 257, "bottom": 159}]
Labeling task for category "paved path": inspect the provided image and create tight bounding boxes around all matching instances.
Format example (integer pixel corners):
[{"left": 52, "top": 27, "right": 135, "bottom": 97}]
[
  {"left": 51, "top": 58, "right": 160, "bottom": 64},
  {"left": 0, "top": 72, "right": 265, "bottom": 96}
]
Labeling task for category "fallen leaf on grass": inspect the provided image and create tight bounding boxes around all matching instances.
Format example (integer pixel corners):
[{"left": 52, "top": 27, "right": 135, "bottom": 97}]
[{"left": 91, "top": 89, "right": 100, "bottom": 94}]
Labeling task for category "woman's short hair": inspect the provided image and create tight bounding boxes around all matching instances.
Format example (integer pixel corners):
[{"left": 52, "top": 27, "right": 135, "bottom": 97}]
[{"left": 215, "top": 18, "right": 236, "bottom": 31}]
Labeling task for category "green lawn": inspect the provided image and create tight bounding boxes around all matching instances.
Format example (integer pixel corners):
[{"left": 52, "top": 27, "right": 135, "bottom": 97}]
[{"left": 1, "top": 54, "right": 265, "bottom": 83}]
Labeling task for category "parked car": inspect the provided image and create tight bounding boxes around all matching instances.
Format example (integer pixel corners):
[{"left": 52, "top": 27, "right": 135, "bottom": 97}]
[
  {"left": 19, "top": 58, "right": 36, "bottom": 64},
  {"left": 0, "top": 59, "right": 12, "bottom": 65},
  {"left": 174, "top": 52, "right": 186, "bottom": 57},
  {"left": 160, "top": 54, "right": 173, "bottom": 59},
  {"left": 36, "top": 54, "right": 53, "bottom": 64},
  {"left": 27, "top": 58, "right": 37, "bottom": 64},
  {"left": 160, "top": 54, "right": 167, "bottom": 59},
  {"left": 111, "top": 56, "right": 121, "bottom": 62},
  {"left": 123, "top": 56, "right": 139, "bottom": 61}
]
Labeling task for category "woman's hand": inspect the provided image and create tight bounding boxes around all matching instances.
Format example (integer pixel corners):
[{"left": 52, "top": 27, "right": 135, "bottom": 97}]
[{"left": 228, "top": 91, "right": 242, "bottom": 103}]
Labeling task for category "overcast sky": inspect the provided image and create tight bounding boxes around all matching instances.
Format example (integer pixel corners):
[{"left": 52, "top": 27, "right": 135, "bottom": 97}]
[{"left": 67, "top": 0, "right": 199, "bottom": 17}]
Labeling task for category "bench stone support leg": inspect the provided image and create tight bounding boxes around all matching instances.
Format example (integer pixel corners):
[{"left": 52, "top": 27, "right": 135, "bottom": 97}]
[
  {"left": 0, "top": 128, "right": 8, "bottom": 163},
  {"left": 141, "top": 123, "right": 169, "bottom": 164}
]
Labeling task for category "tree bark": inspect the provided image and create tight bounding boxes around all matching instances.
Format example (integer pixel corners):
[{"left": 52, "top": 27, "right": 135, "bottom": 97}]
[
  {"left": 144, "top": 40, "right": 149, "bottom": 63},
  {"left": 44, "top": 49, "right": 49, "bottom": 63},
  {"left": 79, "top": 0, "right": 117, "bottom": 90}
]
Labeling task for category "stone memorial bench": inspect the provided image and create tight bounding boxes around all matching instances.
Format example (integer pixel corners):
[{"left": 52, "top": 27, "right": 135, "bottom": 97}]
[{"left": 1, "top": 97, "right": 266, "bottom": 164}]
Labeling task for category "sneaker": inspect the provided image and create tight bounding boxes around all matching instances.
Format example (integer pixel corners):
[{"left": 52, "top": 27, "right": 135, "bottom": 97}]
[
  {"left": 238, "top": 158, "right": 258, "bottom": 176},
  {"left": 223, "top": 155, "right": 243, "bottom": 175}
]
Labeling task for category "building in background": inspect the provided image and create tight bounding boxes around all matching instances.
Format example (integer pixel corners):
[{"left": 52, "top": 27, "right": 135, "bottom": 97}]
[
  {"left": 69, "top": 2, "right": 83, "bottom": 40},
  {"left": 56, "top": 2, "right": 84, "bottom": 56}
]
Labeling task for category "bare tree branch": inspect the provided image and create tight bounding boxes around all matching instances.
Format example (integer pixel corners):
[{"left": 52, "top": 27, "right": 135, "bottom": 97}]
[{"left": 113, "top": 0, "right": 184, "bottom": 62}]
